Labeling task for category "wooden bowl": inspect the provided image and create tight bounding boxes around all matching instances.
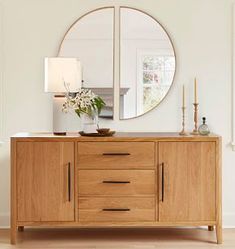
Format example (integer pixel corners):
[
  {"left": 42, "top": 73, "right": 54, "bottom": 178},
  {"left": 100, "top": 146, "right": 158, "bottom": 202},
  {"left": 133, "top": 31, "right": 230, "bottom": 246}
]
[{"left": 97, "top": 128, "right": 110, "bottom": 135}]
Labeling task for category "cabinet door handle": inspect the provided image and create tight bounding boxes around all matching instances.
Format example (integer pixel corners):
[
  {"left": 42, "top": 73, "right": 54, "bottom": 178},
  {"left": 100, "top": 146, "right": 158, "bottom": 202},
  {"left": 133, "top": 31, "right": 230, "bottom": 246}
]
[
  {"left": 102, "top": 152, "right": 130, "bottom": 156},
  {"left": 102, "top": 208, "right": 130, "bottom": 212},
  {"left": 102, "top": 180, "right": 130, "bottom": 184},
  {"left": 162, "top": 163, "right": 165, "bottom": 202},
  {"left": 159, "top": 163, "right": 165, "bottom": 202},
  {"left": 67, "top": 162, "right": 71, "bottom": 202}
]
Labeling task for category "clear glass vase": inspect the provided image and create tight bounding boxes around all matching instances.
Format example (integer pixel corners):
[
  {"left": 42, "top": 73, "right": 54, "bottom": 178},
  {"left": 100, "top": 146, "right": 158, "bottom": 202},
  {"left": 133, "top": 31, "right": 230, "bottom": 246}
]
[{"left": 81, "top": 112, "right": 98, "bottom": 133}]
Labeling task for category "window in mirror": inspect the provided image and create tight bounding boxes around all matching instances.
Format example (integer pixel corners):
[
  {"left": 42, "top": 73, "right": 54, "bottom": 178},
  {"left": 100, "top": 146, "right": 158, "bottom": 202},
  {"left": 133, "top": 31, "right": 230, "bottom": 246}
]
[
  {"left": 138, "top": 52, "right": 175, "bottom": 114},
  {"left": 120, "top": 7, "right": 176, "bottom": 119}
]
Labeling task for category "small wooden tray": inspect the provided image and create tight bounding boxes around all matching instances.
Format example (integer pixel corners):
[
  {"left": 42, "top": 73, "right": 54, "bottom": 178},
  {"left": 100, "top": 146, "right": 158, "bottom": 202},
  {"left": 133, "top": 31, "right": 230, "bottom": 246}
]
[{"left": 79, "top": 131, "right": 116, "bottom": 137}]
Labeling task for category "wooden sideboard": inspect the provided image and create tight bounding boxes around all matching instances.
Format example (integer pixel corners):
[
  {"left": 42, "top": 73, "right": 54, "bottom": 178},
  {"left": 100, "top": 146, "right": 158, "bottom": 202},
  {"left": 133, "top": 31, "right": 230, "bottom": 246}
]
[{"left": 11, "top": 132, "right": 222, "bottom": 244}]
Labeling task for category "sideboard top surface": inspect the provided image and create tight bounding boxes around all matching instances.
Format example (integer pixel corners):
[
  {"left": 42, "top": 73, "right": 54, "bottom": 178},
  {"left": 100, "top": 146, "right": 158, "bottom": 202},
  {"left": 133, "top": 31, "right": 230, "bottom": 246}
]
[{"left": 11, "top": 132, "right": 221, "bottom": 142}]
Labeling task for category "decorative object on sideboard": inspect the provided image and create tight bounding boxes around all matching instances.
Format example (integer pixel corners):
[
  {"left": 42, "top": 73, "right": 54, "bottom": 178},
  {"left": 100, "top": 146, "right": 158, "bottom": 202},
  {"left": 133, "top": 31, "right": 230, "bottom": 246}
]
[
  {"left": 198, "top": 117, "right": 210, "bottom": 135},
  {"left": 191, "top": 78, "right": 199, "bottom": 135},
  {"left": 62, "top": 88, "right": 105, "bottom": 133},
  {"left": 179, "top": 85, "right": 188, "bottom": 136},
  {"left": 79, "top": 130, "right": 115, "bottom": 137},
  {"left": 97, "top": 128, "right": 110, "bottom": 135},
  {"left": 44, "top": 57, "right": 82, "bottom": 135}
]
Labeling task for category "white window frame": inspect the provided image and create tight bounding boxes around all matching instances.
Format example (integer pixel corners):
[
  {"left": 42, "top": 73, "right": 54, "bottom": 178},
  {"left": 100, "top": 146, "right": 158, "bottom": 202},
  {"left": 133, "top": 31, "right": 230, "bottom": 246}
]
[{"left": 136, "top": 49, "right": 174, "bottom": 115}]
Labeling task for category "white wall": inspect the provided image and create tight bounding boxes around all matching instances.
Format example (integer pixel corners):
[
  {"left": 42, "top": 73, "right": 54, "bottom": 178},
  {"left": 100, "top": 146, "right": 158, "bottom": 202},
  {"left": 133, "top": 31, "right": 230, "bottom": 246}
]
[{"left": 0, "top": 0, "right": 235, "bottom": 227}]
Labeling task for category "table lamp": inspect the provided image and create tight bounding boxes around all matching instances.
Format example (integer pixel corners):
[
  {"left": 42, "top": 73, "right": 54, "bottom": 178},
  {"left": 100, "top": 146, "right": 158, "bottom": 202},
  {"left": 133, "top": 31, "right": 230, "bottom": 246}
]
[{"left": 44, "top": 57, "right": 82, "bottom": 135}]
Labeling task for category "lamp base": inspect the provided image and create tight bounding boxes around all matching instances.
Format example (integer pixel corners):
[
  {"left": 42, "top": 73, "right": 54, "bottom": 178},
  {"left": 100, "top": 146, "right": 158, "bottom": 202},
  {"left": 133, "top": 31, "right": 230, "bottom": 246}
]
[{"left": 53, "top": 132, "right": 67, "bottom": 136}]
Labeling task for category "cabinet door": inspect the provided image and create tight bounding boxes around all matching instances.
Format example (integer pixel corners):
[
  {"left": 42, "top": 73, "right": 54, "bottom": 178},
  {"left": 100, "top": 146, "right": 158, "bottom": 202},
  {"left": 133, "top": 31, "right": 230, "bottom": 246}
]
[
  {"left": 158, "top": 142, "right": 216, "bottom": 222},
  {"left": 17, "top": 142, "right": 74, "bottom": 222}
]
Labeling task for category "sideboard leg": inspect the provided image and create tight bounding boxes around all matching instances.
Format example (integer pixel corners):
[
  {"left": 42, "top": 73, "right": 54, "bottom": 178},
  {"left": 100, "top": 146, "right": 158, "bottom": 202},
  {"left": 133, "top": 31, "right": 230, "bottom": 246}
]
[
  {"left": 216, "top": 224, "right": 222, "bottom": 244},
  {"left": 10, "top": 225, "right": 17, "bottom": 244},
  {"left": 18, "top": 226, "right": 24, "bottom": 232},
  {"left": 208, "top": 226, "right": 214, "bottom": 231}
]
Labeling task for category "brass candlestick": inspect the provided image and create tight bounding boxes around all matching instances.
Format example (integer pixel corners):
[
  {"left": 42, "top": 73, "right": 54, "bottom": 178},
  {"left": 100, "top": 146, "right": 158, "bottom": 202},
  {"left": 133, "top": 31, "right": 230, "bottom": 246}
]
[
  {"left": 191, "top": 103, "right": 199, "bottom": 135},
  {"left": 179, "top": 106, "right": 188, "bottom": 136}
]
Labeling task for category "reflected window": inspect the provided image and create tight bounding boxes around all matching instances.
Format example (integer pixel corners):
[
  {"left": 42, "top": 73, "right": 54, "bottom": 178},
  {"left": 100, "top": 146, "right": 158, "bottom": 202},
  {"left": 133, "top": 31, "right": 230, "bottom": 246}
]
[
  {"left": 140, "top": 54, "right": 175, "bottom": 113},
  {"left": 120, "top": 7, "right": 176, "bottom": 119}
]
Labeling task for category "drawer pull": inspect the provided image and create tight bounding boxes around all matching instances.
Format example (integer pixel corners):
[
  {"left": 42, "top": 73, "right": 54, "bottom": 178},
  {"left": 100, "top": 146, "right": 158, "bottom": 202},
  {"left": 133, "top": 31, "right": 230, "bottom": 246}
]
[
  {"left": 102, "top": 180, "right": 130, "bottom": 184},
  {"left": 102, "top": 208, "right": 130, "bottom": 212},
  {"left": 102, "top": 152, "right": 130, "bottom": 156}
]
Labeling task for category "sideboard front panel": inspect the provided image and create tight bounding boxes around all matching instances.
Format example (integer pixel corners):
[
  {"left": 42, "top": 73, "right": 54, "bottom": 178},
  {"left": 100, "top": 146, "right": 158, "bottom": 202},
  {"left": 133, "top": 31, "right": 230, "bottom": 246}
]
[
  {"left": 158, "top": 141, "right": 216, "bottom": 222},
  {"left": 77, "top": 142, "right": 155, "bottom": 169},
  {"left": 16, "top": 141, "right": 75, "bottom": 222}
]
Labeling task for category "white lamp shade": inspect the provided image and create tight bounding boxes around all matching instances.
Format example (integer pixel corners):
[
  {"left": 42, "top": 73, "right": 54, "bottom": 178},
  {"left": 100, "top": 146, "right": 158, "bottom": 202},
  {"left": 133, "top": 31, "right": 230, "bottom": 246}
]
[{"left": 44, "top": 57, "right": 82, "bottom": 93}]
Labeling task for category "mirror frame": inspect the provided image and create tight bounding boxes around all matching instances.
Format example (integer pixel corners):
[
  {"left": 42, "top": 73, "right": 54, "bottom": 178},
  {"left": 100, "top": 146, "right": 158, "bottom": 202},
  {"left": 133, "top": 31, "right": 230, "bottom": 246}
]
[
  {"left": 57, "top": 6, "right": 177, "bottom": 120},
  {"left": 119, "top": 6, "right": 177, "bottom": 120},
  {"left": 57, "top": 6, "right": 115, "bottom": 120}
]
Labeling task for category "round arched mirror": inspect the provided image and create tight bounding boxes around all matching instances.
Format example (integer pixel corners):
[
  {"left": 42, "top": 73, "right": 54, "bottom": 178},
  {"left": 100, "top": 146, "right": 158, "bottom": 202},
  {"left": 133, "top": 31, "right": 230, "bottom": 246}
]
[
  {"left": 58, "top": 7, "right": 115, "bottom": 119},
  {"left": 58, "top": 6, "right": 176, "bottom": 120},
  {"left": 120, "top": 7, "right": 176, "bottom": 119}
]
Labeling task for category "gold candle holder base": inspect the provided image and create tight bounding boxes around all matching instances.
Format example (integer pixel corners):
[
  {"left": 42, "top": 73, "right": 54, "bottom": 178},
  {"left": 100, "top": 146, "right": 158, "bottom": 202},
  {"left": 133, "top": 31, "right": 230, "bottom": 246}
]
[
  {"left": 191, "top": 103, "right": 199, "bottom": 135},
  {"left": 179, "top": 106, "right": 188, "bottom": 136},
  {"left": 190, "top": 130, "right": 199, "bottom": 135},
  {"left": 179, "top": 130, "right": 188, "bottom": 136}
]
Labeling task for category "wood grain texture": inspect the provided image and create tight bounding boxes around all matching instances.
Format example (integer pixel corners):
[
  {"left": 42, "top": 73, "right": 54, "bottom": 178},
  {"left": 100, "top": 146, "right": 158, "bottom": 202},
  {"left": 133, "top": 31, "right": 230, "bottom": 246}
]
[
  {"left": 158, "top": 142, "right": 216, "bottom": 222},
  {"left": 10, "top": 134, "right": 222, "bottom": 245},
  {"left": 79, "top": 197, "right": 155, "bottom": 222},
  {"left": 78, "top": 170, "right": 155, "bottom": 196},
  {"left": 10, "top": 139, "right": 17, "bottom": 244},
  {"left": 16, "top": 141, "right": 75, "bottom": 222},
  {"left": 12, "top": 132, "right": 220, "bottom": 141},
  {"left": 77, "top": 142, "right": 155, "bottom": 169}
]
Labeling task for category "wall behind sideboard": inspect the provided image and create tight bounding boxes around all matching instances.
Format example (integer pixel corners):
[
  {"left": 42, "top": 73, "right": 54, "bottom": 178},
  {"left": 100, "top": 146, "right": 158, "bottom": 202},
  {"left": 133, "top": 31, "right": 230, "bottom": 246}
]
[{"left": 0, "top": 0, "right": 234, "bottom": 227}]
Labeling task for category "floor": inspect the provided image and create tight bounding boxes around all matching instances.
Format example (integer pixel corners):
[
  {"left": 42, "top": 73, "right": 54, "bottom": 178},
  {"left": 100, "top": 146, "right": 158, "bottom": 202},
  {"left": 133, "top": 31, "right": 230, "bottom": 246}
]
[{"left": 0, "top": 228, "right": 234, "bottom": 249}]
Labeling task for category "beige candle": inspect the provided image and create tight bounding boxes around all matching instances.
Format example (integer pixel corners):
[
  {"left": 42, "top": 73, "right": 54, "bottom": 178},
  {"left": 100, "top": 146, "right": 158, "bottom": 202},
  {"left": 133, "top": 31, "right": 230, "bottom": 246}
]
[
  {"left": 194, "top": 78, "right": 197, "bottom": 103},
  {"left": 183, "top": 85, "right": 185, "bottom": 107}
]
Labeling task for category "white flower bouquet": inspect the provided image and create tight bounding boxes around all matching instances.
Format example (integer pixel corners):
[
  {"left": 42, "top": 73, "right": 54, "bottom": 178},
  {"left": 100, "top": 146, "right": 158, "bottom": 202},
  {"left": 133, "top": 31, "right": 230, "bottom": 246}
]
[{"left": 62, "top": 88, "right": 105, "bottom": 117}]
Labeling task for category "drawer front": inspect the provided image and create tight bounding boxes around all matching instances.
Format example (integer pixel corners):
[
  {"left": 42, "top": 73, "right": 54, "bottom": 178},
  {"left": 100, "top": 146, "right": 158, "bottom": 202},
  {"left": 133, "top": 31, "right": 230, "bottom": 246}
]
[
  {"left": 79, "top": 197, "right": 155, "bottom": 222},
  {"left": 78, "top": 170, "right": 155, "bottom": 196},
  {"left": 77, "top": 142, "right": 155, "bottom": 169}
]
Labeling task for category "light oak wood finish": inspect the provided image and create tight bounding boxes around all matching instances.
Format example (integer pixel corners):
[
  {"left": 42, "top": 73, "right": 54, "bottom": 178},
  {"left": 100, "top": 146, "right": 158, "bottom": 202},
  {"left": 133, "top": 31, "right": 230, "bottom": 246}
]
[
  {"left": 158, "top": 142, "right": 216, "bottom": 222},
  {"left": 77, "top": 142, "right": 155, "bottom": 169},
  {"left": 11, "top": 132, "right": 222, "bottom": 245},
  {"left": 16, "top": 142, "right": 75, "bottom": 222},
  {"left": 78, "top": 170, "right": 155, "bottom": 196},
  {"left": 79, "top": 197, "right": 155, "bottom": 222}
]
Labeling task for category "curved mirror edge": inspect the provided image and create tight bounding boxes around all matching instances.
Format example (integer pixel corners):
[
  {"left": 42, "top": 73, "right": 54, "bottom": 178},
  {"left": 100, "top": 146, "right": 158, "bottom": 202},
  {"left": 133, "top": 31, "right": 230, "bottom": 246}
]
[
  {"left": 119, "top": 7, "right": 176, "bottom": 120},
  {"left": 59, "top": 7, "right": 115, "bottom": 120}
]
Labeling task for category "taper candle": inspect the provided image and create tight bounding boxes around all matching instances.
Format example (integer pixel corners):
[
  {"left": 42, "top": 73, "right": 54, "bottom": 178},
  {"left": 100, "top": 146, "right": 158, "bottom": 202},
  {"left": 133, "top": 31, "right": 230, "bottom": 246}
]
[
  {"left": 194, "top": 78, "right": 197, "bottom": 103},
  {"left": 183, "top": 85, "right": 185, "bottom": 107}
]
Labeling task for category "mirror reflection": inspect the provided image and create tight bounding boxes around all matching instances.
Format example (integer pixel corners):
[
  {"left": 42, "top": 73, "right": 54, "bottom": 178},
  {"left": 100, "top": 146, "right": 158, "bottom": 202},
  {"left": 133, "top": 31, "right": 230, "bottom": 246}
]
[
  {"left": 59, "top": 7, "right": 114, "bottom": 119},
  {"left": 120, "top": 7, "right": 176, "bottom": 119}
]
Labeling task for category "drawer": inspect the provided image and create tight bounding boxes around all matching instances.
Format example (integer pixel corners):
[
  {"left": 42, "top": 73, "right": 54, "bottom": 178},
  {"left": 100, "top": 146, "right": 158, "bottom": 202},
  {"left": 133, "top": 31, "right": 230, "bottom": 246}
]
[
  {"left": 77, "top": 142, "right": 155, "bottom": 169},
  {"left": 78, "top": 170, "right": 155, "bottom": 196},
  {"left": 79, "top": 197, "right": 155, "bottom": 222}
]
